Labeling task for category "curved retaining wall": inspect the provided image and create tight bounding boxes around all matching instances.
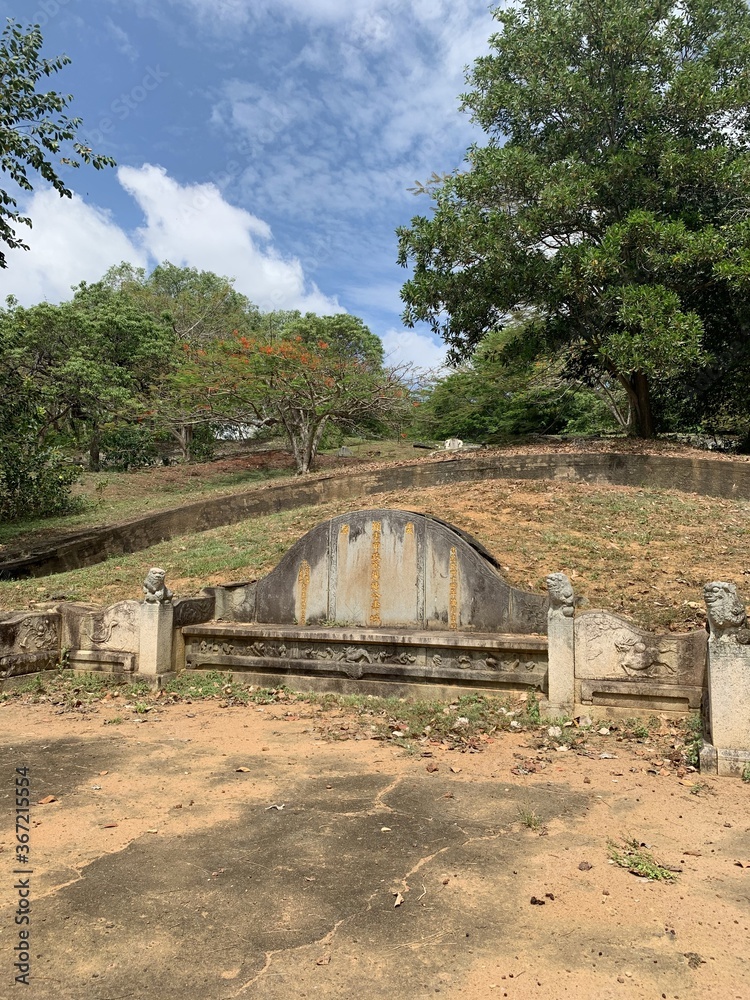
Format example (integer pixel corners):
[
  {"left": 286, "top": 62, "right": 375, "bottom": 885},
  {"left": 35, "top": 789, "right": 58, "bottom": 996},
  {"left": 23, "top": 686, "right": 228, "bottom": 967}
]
[{"left": 3, "top": 450, "right": 750, "bottom": 580}]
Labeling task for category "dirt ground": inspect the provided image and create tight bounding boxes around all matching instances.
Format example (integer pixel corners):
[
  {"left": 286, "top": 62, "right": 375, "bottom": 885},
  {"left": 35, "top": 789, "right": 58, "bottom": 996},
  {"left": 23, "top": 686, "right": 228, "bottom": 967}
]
[{"left": 1, "top": 698, "right": 748, "bottom": 1000}]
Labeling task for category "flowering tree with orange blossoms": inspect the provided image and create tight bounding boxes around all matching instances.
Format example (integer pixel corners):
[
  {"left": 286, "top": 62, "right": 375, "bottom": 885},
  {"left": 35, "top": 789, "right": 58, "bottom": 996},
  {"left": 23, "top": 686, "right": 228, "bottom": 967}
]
[{"left": 172, "top": 314, "right": 413, "bottom": 473}]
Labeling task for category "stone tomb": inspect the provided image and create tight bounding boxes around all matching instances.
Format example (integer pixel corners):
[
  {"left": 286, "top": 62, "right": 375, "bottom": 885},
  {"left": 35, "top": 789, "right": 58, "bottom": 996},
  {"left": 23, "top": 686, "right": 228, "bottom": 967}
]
[{"left": 182, "top": 509, "right": 550, "bottom": 698}]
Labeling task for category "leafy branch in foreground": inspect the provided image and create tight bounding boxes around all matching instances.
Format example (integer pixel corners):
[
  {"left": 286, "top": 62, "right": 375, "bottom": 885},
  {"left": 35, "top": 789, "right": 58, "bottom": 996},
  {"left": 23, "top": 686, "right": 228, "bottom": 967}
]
[{"left": 0, "top": 19, "right": 116, "bottom": 267}]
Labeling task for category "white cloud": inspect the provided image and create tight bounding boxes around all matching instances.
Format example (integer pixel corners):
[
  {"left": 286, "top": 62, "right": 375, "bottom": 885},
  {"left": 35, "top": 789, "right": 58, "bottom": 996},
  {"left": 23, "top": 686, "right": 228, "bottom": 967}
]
[
  {"left": 0, "top": 165, "right": 340, "bottom": 314},
  {"left": 0, "top": 189, "right": 147, "bottom": 305},
  {"left": 118, "top": 164, "right": 339, "bottom": 313},
  {"left": 381, "top": 327, "right": 448, "bottom": 371}
]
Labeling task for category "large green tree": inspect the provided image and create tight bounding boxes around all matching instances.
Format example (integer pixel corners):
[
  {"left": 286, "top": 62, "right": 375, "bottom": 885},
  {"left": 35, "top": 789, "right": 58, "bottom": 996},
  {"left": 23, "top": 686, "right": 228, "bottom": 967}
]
[
  {"left": 0, "top": 19, "right": 115, "bottom": 268},
  {"left": 398, "top": 0, "right": 750, "bottom": 437},
  {"left": 100, "top": 262, "right": 262, "bottom": 460}
]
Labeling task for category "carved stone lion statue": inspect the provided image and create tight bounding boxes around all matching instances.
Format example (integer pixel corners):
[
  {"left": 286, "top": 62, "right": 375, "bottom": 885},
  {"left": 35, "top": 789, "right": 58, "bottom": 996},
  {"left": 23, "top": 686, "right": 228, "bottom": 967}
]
[
  {"left": 703, "top": 581, "right": 749, "bottom": 641},
  {"left": 143, "top": 567, "right": 173, "bottom": 605},
  {"left": 546, "top": 572, "right": 575, "bottom": 618}
]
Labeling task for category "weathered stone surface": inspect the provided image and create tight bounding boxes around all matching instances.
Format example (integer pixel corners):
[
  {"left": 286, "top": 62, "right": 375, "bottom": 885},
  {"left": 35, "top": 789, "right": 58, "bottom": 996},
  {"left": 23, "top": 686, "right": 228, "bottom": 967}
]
[
  {"left": 547, "top": 573, "right": 575, "bottom": 713},
  {"left": 0, "top": 611, "right": 59, "bottom": 655},
  {"left": 173, "top": 594, "right": 216, "bottom": 628},
  {"left": 143, "top": 567, "right": 173, "bottom": 604},
  {"left": 700, "top": 743, "right": 750, "bottom": 777},
  {"left": 139, "top": 601, "right": 173, "bottom": 675},
  {"left": 68, "top": 649, "right": 136, "bottom": 674},
  {"left": 251, "top": 509, "right": 547, "bottom": 634},
  {"left": 0, "top": 611, "right": 60, "bottom": 683},
  {"left": 575, "top": 611, "right": 706, "bottom": 683},
  {"left": 183, "top": 622, "right": 547, "bottom": 699},
  {"left": 704, "top": 582, "right": 750, "bottom": 754},
  {"left": 574, "top": 609, "right": 707, "bottom": 717},
  {"left": 75, "top": 600, "right": 140, "bottom": 654}
]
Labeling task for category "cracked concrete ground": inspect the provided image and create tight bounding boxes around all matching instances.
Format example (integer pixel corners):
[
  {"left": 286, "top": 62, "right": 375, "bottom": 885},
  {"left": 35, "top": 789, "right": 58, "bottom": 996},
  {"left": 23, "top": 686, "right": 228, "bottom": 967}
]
[{"left": 1, "top": 700, "right": 748, "bottom": 1000}]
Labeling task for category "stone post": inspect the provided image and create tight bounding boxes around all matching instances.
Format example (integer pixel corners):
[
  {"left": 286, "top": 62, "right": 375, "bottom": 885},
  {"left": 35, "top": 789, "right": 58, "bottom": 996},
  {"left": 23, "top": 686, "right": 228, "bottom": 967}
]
[
  {"left": 545, "top": 573, "right": 575, "bottom": 716},
  {"left": 139, "top": 568, "right": 174, "bottom": 679},
  {"left": 700, "top": 581, "right": 750, "bottom": 777}
]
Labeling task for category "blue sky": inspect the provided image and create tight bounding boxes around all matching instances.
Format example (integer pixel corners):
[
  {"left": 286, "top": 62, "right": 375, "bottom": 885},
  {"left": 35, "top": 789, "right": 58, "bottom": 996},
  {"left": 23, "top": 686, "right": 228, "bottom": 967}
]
[{"left": 0, "top": 0, "right": 495, "bottom": 367}]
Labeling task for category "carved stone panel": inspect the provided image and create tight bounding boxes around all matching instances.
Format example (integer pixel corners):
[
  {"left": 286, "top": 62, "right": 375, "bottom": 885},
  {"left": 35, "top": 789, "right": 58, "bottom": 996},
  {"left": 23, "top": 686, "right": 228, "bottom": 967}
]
[
  {"left": 575, "top": 611, "right": 707, "bottom": 686},
  {"left": 0, "top": 612, "right": 60, "bottom": 656},
  {"left": 237, "top": 508, "right": 549, "bottom": 634},
  {"left": 173, "top": 595, "right": 215, "bottom": 628},
  {"left": 182, "top": 623, "right": 549, "bottom": 695},
  {"left": 78, "top": 601, "right": 140, "bottom": 654}
]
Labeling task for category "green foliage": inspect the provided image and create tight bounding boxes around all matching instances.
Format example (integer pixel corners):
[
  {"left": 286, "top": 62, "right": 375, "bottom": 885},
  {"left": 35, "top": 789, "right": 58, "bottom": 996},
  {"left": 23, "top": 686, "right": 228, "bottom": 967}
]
[
  {"left": 517, "top": 805, "right": 542, "bottom": 830},
  {"left": 608, "top": 837, "right": 678, "bottom": 881},
  {"left": 0, "top": 388, "right": 83, "bottom": 522},
  {"left": 0, "top": 20, "right": 115, "bottom": 268},
  {"left": 99, "top": 423, "right": 160, "bottom": 472},
  {"left": 398, "top": 0, "right": 750, "bottom": 438},
  {"left": 173, "top": 314, "right": 411, "bottom": 473},
  {"left": 417, "top": 327, "right": 619, "bottom": 440},
  {"left": 682, "top": 713, "right": 704, "bottom": 767},
  {"left": 187, "top": 422, "right": 216, "bottom": 463}
]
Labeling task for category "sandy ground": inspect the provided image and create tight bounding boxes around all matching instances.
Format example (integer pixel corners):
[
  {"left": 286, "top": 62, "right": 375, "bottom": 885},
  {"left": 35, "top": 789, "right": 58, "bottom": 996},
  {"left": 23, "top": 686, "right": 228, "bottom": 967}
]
[{"left": 0, "top": 698, "right": 748, "bottom": 1000}]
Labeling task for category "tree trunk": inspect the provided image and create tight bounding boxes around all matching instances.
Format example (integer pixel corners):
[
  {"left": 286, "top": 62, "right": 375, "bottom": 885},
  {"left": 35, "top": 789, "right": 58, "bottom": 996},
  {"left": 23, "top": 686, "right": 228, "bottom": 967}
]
[
  {"left": 630, "top": 371, "right": 655, "bottom": 438},
  {"left": 169, "top": 423, "right": 193, "bottom": 463},
  {"left": 290, "top": 415, "right": 328, "bottom": 474}
]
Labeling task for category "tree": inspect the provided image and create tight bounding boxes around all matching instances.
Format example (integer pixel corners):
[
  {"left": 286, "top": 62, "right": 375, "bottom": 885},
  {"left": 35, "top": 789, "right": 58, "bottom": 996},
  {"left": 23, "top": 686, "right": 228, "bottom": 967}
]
[
  {"left": 398, "top": 0, "right": 750, "bottom": 437},
  {"left": 173, "top": 314, "right": 411, "bottom": 473},
  {"left": 416, "top": 326, "right": 619, "bottom": 441},
  {"left": 100, "top": 262, "right": 262, "bottom": 460},
  {"left": 0, "top": 19, "right": 115, "bottom": 268},
  {"left": 0, "top": 282, "right": 172, "bottom": 473}
]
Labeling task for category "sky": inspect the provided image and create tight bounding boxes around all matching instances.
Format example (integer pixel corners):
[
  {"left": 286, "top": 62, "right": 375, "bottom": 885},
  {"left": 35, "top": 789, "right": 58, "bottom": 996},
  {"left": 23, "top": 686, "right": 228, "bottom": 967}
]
[{"left": 0, "top": 0, "right": 496, "bottom": 368}]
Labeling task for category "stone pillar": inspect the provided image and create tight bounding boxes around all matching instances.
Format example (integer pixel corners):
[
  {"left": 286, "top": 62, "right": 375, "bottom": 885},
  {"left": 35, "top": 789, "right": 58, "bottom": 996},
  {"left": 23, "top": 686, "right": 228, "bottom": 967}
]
[
  {"left": 139, "top": 568, "right": 174, "bottom": 679},
  {"left": 700, "top": 581, "right": 750, "bottom": 777},
  {"left": 545, "top": 573, "right": 575, "bottom": 716}
]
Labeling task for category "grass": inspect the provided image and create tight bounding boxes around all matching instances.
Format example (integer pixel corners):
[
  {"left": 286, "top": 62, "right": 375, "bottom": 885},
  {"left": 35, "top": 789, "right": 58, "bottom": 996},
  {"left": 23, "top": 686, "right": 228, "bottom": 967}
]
[
  {"left": 608, "top": 837, "right": 679, "bottom": 881},
  {"left": 0, "top": 438, "right": 418, "bottom": 551},
  {"left": 517, "top": 805, "right": 542, "bottom": 830},
  {"left": 2, "top": 449, "right": 750, "bottom": 630},
  {"left": 0, "top": 670, "right": 707, "bottom": 773}
]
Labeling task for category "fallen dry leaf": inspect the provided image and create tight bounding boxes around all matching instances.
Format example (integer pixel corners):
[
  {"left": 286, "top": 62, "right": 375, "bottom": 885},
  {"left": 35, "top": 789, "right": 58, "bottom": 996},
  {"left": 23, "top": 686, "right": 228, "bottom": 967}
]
[
  {"left": 393, "top": 892, "right": 404, "bottom": 907},
  {"left": 235, "top": 767, "right": 251, "bottom": 773},
  {"left": 103, "top": 823, "right": 118, "bottom": 829},
  {"left": 316, "top": 954, "right": 331, "bottom": 966},
  {"left": 450, "top": 766, "right": 462, "bottom": 773},
  {"left": 37, "top": 795, "right": 57, "bottom": 805}
]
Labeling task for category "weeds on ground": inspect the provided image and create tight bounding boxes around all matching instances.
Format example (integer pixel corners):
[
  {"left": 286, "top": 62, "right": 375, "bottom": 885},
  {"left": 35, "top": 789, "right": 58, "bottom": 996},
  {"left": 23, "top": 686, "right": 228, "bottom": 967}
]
[
  {"left": 319, "top": 691, "right": 534, "bottom": 749},
  {"left": 517, "top": 805, "right": 542, "bottom": 831},
  {"left": 682, "top": 714, "right": 704, "bottom": 767},
  {"left": 163, "top": 670, "right": 288, "bottom": 705},
  {"left": 608, "top": 837, "right": 679, "bottom": 881}
]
